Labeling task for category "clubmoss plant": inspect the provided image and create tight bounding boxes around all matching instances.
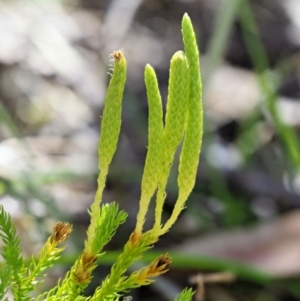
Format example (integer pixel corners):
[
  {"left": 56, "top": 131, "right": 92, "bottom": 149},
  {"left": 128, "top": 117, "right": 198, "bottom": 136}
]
[{"left": 0, "top": 13, "right": 202, "bottom": 301}]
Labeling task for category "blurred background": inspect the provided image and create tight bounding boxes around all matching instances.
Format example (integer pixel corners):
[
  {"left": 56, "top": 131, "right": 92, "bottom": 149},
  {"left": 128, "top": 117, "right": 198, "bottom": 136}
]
[{"left": 1, "top": 0, "right": 300, "bottom": 300}]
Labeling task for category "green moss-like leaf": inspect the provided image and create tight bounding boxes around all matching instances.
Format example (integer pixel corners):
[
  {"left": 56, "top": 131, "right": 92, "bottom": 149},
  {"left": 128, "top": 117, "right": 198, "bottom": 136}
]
[
  {"left": 86, "top": 51, "right": 127, "bottom": 255},
  {"left": 154, "top": 50, "right": 190, "bottom": 233},
  {"left": 0, "top": 204, "right": 27, "bottom": 300},
  {"left": 98, "top": 51, "right": 127, "bottom": 172},
  {"left": 136, "top": 65, "right": 164, "bottom": 233},
  {"left": 174, "top": 288, "right": 195, "bottom": 301},
  {"left": 92, "top": 203, "right": 127, "bottom": 254},
  {"left": 162, "top": 13, "right": 203, "bottom": 233}
]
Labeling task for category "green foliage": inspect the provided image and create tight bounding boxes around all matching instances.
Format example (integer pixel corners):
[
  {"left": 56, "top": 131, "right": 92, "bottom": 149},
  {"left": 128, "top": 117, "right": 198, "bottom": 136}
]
[
  {"left": 174, "top": 288, "right": 195, "bottom": 301},
  {"left": 136, "top": 64, "right": 164, "bottom": 233},
  {"left": 98, "top": 51, "right": 127, "bottom": 172},
  {"left": 86, "top": 50, "right": 127, "bottom": 257},
  {"left": 153, "top": 50, "right": 190, "bottom": 233},
  {"left": 0, "top": 210, "right": 73, "bottom": 301},
  {"left": 0, "top": 265, "right": 11, "bottom": 300},
  {"left": 137, "top": 14, "right": 203, "bottom": 237},
  {"left": 0, "top": 13, "right": 201, "bottom": 301},
  {"left": 162, "top": 15, "right": 203, "bottom": 233},
  {"left": 92, "top": 203, "right": 127, "bottom": 254},
  {"left": 90, "top": 233, "right": 157, "bottom": 301},
  {"left": 0, "top": 204, "right": 27, "bottom": 300}
]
